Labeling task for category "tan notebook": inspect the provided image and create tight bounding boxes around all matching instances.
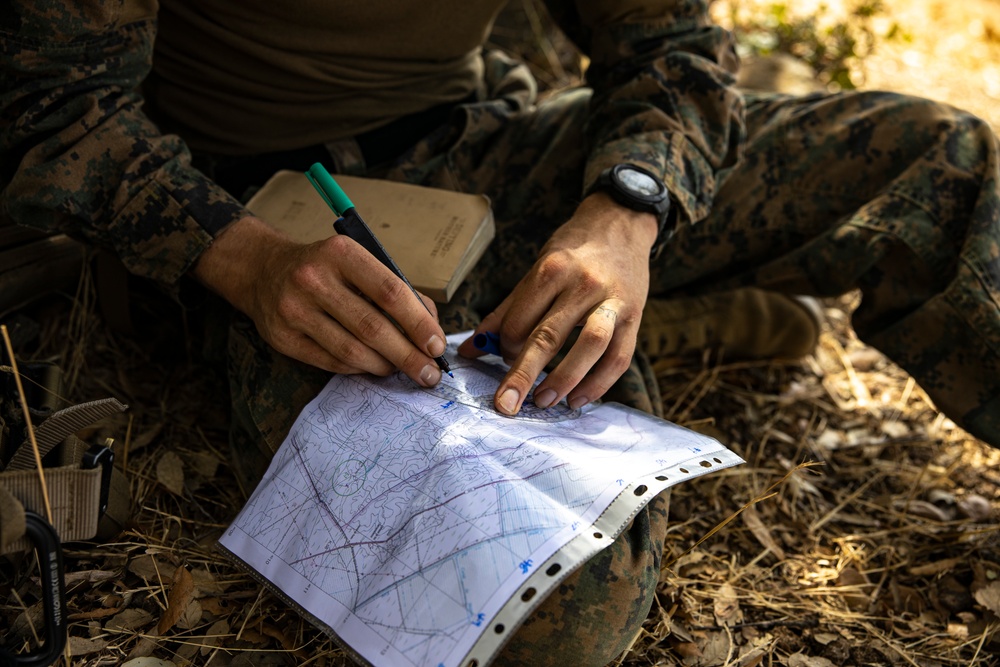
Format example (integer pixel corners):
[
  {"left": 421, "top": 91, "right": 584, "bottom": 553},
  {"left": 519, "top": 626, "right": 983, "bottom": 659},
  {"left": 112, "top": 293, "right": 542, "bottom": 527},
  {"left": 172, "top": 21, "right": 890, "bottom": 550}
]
[{"left": 247, "top": 171, "right": 495, "bottom": 303}]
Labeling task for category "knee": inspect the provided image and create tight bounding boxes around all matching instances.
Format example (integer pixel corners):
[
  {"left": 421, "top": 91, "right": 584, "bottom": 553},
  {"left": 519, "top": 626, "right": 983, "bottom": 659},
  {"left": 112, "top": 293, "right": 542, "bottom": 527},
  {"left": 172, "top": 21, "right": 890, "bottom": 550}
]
[
  {"left": 492, "top": 493, "right": 671, "bottom": 666},
  {"left": 869, "top": 92, "right": 997, "bottom": 170}
]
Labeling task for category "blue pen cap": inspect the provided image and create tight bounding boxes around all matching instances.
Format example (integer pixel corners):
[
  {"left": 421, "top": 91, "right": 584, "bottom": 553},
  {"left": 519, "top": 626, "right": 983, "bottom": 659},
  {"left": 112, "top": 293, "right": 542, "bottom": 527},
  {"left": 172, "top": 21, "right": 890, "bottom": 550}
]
[{"left": 473, "top": 332, "right": 502, "bottom": 356}]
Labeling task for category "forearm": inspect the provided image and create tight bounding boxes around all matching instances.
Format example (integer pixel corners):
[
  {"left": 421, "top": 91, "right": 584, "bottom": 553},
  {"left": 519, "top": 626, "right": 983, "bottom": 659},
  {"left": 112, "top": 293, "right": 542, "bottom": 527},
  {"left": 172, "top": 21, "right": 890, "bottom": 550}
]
[
  {"left": 0, "top": 1, "right": 248, "bottom": 285},
  {"left": 545, "top": 0, "right": 745, "bottom": 225},
  {"left": 190, "top": 216, "right": 295, "bottom": 316}
]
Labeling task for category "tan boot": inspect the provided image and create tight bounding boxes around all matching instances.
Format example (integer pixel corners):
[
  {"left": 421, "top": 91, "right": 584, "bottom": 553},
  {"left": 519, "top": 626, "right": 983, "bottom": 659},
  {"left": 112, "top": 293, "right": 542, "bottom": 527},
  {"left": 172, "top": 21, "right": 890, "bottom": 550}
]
[{"left": 639, "top": 288, "right": 823, "bottom": 361}]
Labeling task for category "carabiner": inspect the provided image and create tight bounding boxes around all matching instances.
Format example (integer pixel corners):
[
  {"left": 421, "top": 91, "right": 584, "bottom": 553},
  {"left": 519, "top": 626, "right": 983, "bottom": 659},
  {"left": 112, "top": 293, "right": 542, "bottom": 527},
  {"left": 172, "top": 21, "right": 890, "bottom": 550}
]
[{"left": 0, "top": 512, "right": 67, "bottom": 667}]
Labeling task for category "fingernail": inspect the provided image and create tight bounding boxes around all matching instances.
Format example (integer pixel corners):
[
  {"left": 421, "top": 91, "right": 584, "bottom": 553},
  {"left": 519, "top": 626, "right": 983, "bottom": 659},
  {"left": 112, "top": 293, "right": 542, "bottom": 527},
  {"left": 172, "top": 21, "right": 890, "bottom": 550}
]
[
  {"left": 568, "top": 395, "right": 590, "bottom": 410},
  {"left": 534, "top": 388, "right": 557, "bottom": 409},
  {"left": 420, "top": 364, "right": 441, "bottom": 386},
  {"left": 427, "top": 335, "right": 445, "bottom": 357},
  {"left": 498, "top": 387, "right": 519, "bottom": 414}
]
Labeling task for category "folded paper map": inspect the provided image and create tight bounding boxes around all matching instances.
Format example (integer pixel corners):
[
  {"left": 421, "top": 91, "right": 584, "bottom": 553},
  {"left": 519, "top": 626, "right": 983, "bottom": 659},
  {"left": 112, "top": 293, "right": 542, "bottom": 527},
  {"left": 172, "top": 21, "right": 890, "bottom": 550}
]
[{"left": 220, "top": 334, "right": 743, "bottom": 667}]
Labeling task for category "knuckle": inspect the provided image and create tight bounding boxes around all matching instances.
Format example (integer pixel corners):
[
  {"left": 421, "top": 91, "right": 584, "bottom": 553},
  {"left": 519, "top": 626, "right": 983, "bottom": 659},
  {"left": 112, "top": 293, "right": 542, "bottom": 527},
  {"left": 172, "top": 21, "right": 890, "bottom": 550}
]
[
  {"left": 334, "top": 338, "right": 365, "bottom": 366},
  {"left": 326, "top": 234, "right": 356, "bottom": 255},
  {"left": 401, "top": 348, "right": 429, "bottom": 373},
  {"left": 607, "top": 350, "right": 633, "bottom": 377},
  {"left": 355, "top": 310, "right": 386, "bottom": 341},
  {"left": 290, "top": 263, "right": 323, "bottom": 291},
  {"left": 505, "top": 366, "right": 537, "bottom": 389},
  {"left": 376, "top": 274, "right": 406, "bottom": 306},
  {"left": 273, "top": 296, "right": 303, "bottom": 324},
  {"left": 369, "top": 359, "right": 395, "bottom": 377},
  {"left": 535, "top": 252, "right": 570, "bottom": 283},
  {"left": 575, "top": 269, "right": 603, "bottom": 293},
  {"left": 579, "top": 325, "right": 613, "bottom": 349},
  {"left": 529, "top": 324, "right": 563, "bottom": 356}
]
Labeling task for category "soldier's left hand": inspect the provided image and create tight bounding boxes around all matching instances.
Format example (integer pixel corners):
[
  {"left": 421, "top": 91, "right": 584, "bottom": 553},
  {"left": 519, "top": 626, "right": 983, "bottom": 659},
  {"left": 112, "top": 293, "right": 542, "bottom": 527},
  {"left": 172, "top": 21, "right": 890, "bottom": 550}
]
[{"left": 457, "top": 192, "right": 658, "bottom": 415}]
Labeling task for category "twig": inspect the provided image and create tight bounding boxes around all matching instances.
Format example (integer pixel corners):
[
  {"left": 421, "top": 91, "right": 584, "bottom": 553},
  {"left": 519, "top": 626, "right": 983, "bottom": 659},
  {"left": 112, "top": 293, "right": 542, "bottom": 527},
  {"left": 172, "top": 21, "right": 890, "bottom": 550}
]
[
  {"left": 689, "top": 617, "right": 820, "bottom": 633},
  {"left": 664, "top": 461, "right": 824, "bottom": 568},
  {"left": 1, "top": 324, "right": 53, "bottom": 523}
]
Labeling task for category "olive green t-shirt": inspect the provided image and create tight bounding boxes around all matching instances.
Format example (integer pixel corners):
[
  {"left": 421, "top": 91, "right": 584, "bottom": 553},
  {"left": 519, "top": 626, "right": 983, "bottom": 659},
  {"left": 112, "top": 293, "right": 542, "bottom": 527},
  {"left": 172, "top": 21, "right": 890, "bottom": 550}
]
[{"left": 151, "top": 0, "right": 508, "bottom": 154}]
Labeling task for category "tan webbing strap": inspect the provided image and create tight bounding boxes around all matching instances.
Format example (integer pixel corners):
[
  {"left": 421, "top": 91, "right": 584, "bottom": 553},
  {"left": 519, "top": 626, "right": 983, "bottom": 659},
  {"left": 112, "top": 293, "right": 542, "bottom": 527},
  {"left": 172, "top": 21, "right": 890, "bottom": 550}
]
[
  {"left": 0, "top": 397, "right": 128, "bottom": 555},
  {"left": 3, "top": 397, "right": 127, "bottom": 471},
  {"left": 0, "top": 483, "right": 25, "bottom": 554},
  {"left": 0, "top": 465, "right": 104, "bottom": 555}
]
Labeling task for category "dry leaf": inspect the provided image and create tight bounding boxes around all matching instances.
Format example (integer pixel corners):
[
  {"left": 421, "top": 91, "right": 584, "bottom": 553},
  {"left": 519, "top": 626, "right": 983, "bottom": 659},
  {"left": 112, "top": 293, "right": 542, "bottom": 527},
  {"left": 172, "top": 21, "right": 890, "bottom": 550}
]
[
  {"left": 742, "top": 504, "right": 787, "bottom": 560},
  {"left": 63, "top": 570, "right": 119, "bottom": 585},
  {"left": 837, "top": 568, "right": 871, "bottom": 612},
  {"left": 157, "top": 566, "right": 195, "bottom": 635},
  {"left": 671, "top": 640, "right": 702, "bottom": 659},
  {"left": 69, "top": 636, "right": 108, "bottom": 656},
  {"left": 192, "top": 568, "right": 226, "bottom": 596},
  {"left": 697, "top": 631, "right": 732, "bottom": 664},
  {"left": 900, "top": 499, "right": 953, "bottom": 522},
  {"left": 156, "top": 451, "right": 185, "bottom": 495},
  {"left": 880, "top": 420, "right": 909, "bottom": 438},
  {"left": 69, "top": 606, "right": 122, "bottom": 621},
  {"left": 973, "top": 581, "right": 1000, "bottom": 616},
  {"left": 126, "top": 637, "right": 159, "bottom": 661},
  {"left": 946, "top": 622, "right": 970, "bottom": 639},
  {"left": 958, "top": 494, "right": 993, "bottom": 521},
  {"left": 106, "top": 608, "right": 155, "bottom": 632},
  {"left": 739, "top": 649, "right": 766, "bottom": 667},
  {"left": 199, "top": 597, "right": 229, "bottom": 617},
  {"left": 788, "top": 654, "right": 837, "bottom": 667},
  {"left": 176, "top": 638, "right": 200, "bottom": 663},
  {"left": 889, "top": 581, "right": 925, "bottom": 614},
  {"left": 714, "top": 582, "right": 743, "bottom": 626},
  {"left": 201, "top": 619, "right": 231, "bottom": 656},
  {"left": 937, "top": 575, "right": 975, "bottom": 613},
  {"left": 847, "top": 348, "right": 884, "bottom": 371},
  {"left": 128, "top": 423, "right": 164, "bottom": 454},
  {"left": 910, "top": 557, "right": 963, "bottom": 577},
  {"left": 178, "top": 599, "right": 203, "bottom": 631},
  {"left": 121, "top": 659, "right": 176, "bottom": 667},
  {"left": 129, "top": 554, "right": 177, "bottom": 582}
]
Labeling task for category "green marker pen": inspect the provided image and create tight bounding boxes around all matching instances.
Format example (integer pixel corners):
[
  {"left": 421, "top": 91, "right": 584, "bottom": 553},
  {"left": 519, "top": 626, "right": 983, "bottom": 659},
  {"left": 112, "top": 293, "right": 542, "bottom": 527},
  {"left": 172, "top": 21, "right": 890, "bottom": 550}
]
[{"left": 305, "top": 163, "right": 453, "bottom": 378}]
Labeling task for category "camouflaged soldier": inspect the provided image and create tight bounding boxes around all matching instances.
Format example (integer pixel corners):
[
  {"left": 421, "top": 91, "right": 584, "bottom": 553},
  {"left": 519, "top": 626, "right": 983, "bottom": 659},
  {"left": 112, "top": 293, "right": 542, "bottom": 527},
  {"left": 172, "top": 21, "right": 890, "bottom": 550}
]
[{"left": 3, "top": 0, "right": 1000, "bottom": 665}]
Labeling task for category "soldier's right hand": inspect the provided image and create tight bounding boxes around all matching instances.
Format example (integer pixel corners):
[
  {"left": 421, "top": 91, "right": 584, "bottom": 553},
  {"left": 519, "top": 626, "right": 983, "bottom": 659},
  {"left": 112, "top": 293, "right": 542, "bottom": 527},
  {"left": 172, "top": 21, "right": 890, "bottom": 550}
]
[{"left": 191, "top": 216, "right": 446, "bottom": 387}]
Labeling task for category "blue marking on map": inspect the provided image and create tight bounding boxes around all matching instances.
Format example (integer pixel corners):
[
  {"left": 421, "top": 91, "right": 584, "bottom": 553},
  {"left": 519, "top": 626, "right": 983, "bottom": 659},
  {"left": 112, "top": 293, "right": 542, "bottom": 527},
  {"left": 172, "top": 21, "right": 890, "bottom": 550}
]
[
  {"left": 441, "top": 400, "right": 455, "bottom": 409},
  {"left": 472, "top": 613, "right": 486, "bottom": 627},
  {"left": 519, "top": 559, "right": 533, "bottom": 574}
]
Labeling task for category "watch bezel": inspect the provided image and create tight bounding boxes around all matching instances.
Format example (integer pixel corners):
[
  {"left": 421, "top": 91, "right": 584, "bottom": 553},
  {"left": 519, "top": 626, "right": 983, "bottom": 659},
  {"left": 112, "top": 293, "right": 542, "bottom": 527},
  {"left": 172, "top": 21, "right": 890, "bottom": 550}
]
[
  {"left": 607, "top": 164, "right": 668, "bottom": 207},
  {"left": 593, "top": 163, "right": 676, "bottom": 259}
]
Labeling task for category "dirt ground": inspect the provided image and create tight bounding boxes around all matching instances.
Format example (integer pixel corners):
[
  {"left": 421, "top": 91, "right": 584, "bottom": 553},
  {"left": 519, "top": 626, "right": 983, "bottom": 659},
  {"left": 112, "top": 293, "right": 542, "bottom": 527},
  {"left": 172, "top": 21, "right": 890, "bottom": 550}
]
[{"left": 2, "top": 1, "right": 999, "bottom": 666}]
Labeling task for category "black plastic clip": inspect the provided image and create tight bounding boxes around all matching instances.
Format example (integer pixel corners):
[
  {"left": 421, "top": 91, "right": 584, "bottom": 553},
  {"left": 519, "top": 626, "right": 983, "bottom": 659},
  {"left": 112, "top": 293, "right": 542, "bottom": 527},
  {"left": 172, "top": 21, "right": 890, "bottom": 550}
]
[
  {"left": 0, "top": 512, "right": 67, "bottom": 667},
  {"left": 81, "top": 445, "right": 114, "bottom": 517}
]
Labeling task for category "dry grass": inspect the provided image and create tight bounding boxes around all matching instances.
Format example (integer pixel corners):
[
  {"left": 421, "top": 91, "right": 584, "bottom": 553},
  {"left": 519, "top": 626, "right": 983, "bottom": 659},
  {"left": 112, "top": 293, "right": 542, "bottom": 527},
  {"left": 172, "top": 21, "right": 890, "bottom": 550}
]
[{"left": 3, "top": 1, "right": 1000, "bottom": 665}]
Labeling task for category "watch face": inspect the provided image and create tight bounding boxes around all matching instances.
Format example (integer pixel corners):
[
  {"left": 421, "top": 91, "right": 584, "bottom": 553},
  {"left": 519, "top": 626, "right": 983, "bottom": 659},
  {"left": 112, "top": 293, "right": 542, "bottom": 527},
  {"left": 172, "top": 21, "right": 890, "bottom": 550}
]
[{"left": 616, "top": 167, "right": 663, "bottom": 197}]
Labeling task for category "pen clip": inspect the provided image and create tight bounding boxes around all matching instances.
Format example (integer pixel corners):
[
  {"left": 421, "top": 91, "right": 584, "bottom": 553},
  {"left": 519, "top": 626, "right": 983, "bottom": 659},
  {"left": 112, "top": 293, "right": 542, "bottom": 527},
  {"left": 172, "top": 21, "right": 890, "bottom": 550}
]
[
  {"left": 305, "top": 170, "right": 338, "bottom": 213},
  {"left": 306, "top": 162, "right": 355, "bottom": 217}
]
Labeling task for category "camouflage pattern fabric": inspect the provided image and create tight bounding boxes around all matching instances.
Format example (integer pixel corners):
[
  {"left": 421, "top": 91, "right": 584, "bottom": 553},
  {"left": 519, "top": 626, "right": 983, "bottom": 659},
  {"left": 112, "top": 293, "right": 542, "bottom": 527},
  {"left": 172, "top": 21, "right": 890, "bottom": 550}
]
[
  {"left": 4, "top": 1, "right": 1000, "bottom": 664},
  {"left": 221, "top": 58, "right": 1000, "bottom": 665}
]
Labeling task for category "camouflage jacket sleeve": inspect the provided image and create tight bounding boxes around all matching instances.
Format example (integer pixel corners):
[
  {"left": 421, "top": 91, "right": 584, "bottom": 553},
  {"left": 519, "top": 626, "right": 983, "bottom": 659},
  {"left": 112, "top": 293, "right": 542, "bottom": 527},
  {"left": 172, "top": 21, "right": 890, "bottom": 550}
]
[
  {"left": 0, "top": 0, "right": 249, "bottom": 285},
  {"left": 543, "top": 0, "right": 745, "bottom": 225}
]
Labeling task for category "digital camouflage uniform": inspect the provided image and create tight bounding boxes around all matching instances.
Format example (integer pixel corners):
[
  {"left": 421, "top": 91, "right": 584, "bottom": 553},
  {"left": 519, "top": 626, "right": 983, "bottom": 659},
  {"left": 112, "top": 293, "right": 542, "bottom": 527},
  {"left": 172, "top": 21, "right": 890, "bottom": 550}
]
[{"left": 3, "top": 1, "right": 1000, "bottom": 666}]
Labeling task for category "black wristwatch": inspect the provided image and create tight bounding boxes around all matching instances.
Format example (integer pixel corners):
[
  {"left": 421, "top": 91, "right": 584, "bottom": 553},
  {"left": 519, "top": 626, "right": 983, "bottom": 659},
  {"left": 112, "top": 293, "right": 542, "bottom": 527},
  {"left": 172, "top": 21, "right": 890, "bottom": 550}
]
[{"left": 592, "top": 164, "right": 676, "bottom": 259}]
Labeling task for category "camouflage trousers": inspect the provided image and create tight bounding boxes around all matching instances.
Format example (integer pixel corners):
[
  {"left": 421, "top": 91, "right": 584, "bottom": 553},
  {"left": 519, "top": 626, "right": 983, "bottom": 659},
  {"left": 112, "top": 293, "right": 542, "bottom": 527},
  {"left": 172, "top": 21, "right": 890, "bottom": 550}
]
[{"left": 216, "top": 57, "right": 1000, "bottom": 666}]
